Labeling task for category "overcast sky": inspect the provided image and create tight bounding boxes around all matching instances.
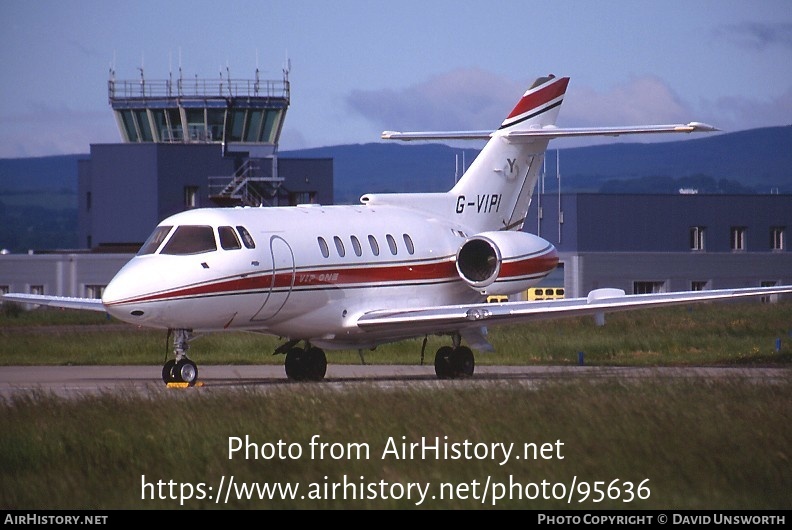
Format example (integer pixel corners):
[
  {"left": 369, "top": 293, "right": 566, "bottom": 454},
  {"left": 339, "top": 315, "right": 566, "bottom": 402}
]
[{"left": 1, "top": 0, "right": 791, "bottom": 158}]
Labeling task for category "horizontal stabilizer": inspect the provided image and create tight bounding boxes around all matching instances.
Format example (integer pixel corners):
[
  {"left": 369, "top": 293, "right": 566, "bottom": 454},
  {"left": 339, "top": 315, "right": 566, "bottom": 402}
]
[{"left": 382, "top": 122, "right": 719, "bottom": 142}]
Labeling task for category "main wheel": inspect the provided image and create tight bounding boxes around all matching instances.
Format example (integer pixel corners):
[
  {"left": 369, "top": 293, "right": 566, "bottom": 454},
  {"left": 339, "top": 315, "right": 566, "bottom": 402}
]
[
  {"left": 285, "top": 348, "right": 306, "bottom": 381},
  {"left": 305, "top": 347, "right": 327, "bottom": 381},
  {"left": 450, "top": 346, "right": 475, "bottom": 377},
  {"left": 434, "top": 346, "right": 454, "bottom": 379}
]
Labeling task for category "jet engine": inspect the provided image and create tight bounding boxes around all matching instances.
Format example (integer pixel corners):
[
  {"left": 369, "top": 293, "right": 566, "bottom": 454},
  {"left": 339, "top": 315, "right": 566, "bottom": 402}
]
[{"left": 455, "top": 231, "right": 558, "bottom": 295}]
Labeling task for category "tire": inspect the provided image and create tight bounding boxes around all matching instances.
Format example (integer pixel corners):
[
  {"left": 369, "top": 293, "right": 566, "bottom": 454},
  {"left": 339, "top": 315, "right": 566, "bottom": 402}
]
[
  {"left": 162, "top": 359, "right": 177, "bottom": 384},
  {"left": 434, "top": 346, "right": 454, "bottom": 379}
]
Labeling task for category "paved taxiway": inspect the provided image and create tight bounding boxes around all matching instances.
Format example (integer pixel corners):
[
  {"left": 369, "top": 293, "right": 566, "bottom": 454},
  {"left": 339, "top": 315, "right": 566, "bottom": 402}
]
[{"left": 1, "top": 364, "right": 789, "bottom": 399}]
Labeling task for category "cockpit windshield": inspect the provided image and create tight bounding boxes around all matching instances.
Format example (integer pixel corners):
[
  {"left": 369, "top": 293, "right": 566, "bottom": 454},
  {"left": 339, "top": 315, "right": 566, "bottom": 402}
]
[
  {"left": 136, "top": 224, "right": 255, "bottom": 256},
  {"left": 160, "top": 225, "right": 217, "bottom": 255},
  {"left": 137, "top": 226, "right": 173, "bottom": 255}
]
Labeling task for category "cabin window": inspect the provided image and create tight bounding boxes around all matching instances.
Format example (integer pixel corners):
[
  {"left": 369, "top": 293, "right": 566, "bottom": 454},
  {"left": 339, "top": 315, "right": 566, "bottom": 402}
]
[
  {"left": 368, "top": 235, "right": 379, "bottom": 256},
  {"left": 137, "top": 225, "right": 173, "bottom": 255},
  {"left": 386, "top": 234, "right": 398, "bottom": 255},
  {"left": 350, "top": 235, "right": 362, "bottom": 257},
  {"left": 334, "top": 236, "right": 346, "bottom": 257},
  {"left": 403, "top": 234, "right": 415, "bottom": 255},
  {"left": 318, "top": 237, "right": 330, "bottom": 258},
  {"left": 218, "top": 226, "right": 242, "bottom": 250},
  {"left": 160, "top": 225, "right": 217, "bottom": 255},
  {"left": 236, "top": 226, "right": 256, "bottom": 249}
]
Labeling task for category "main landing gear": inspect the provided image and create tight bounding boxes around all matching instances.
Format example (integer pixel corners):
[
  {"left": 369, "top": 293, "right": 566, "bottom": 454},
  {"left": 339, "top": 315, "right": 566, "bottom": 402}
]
[
  {"left": 162, "top": 329, "right": 199, "bottom": 386},
  {"left": 276, "top": 340, "right": 328, "bottom": 382},
  {"left": 433, "top": 345, "right": 475, "bottom": 379}
]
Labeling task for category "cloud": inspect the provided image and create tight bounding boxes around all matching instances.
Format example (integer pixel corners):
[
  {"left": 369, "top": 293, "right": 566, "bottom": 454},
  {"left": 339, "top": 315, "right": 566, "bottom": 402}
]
[
  {"left": 0, "top": 104, "right": 117, "bottom": 158},
  {"left": 714, "top": 22, "right": 792, "bottom": 51},
  {"left": 561, "top": 76, "right": 694, "bottom": 127},
  {"left": 345, "top": 68, "right": 524, "bottom": 131},
  {"left": 702, "top": 85, "right": 792, "bottom": 131}
]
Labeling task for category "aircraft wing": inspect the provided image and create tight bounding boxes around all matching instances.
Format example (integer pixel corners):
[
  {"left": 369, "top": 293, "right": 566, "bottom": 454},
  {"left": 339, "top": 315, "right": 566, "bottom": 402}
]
[
  {"left": 356, "top": 285, "right": 792, "bottom": 346},
  {"left": 381, "top": 122, "right": 719, "bottom": 141},
  {"left": 2, "top": 293, "right": 107, "bottom": 312}
]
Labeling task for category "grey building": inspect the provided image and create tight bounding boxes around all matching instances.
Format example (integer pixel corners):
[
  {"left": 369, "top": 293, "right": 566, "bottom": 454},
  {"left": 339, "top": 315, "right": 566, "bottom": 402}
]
[{"left": 525, "top": 193, "right": 792, "bottom": 298}]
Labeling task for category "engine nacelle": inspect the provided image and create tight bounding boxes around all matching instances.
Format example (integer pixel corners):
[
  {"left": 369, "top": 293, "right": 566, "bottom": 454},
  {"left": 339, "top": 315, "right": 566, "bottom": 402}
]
[{"left": 455, "top": 231, "right": 558, "bottom": 295}]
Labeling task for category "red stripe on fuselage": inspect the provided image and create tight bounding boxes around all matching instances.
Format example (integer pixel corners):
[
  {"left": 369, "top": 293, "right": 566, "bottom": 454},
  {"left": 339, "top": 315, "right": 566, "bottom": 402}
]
[{"left": 107, "top": 250, "right": 559, "bottom": 307}]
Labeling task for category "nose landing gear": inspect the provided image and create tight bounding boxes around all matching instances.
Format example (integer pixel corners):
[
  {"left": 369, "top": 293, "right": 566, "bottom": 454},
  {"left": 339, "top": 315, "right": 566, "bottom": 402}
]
[{"left": 162, "top": 329, "right": 199, "bottom": 386}]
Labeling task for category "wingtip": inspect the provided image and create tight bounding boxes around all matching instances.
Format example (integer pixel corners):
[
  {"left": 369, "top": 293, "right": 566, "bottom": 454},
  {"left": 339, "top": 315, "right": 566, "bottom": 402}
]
[{"left": 687, "top": 122, "right": 720, "bottom": 132}]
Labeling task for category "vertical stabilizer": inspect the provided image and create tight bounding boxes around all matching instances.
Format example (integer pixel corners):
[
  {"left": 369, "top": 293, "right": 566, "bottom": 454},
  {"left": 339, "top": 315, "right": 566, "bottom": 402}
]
[{"left": 450, "top": 75, "right": 569, "bottom": 233}]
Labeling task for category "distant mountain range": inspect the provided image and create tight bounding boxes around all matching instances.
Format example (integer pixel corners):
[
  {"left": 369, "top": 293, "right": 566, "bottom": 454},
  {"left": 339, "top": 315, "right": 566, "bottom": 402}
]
[
  {"left": 281, "top": 125, "right": 792, "bottom": 203},
  {"left": 0, "top": 125, "right": 790, "bottom": 251}
]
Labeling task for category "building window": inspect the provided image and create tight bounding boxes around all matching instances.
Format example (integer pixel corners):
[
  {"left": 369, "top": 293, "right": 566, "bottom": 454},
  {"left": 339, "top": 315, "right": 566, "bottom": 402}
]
[
  {"left": 730, "top": 226, "right": 746, "bottom": 251},
  {"left": 771, "top": 227, "right": 785, "bottom": 251},
  {"left": 690, "top": 226, "right": 705, "bottom": 251},
  {"left": 691, "top": 281, "right": 709, "bottom": 291},
  {"left": 184, "top": 186, "right": 199, "bottom": 208},
  {"left": 85, "top": 285, "right": 105, "bottom": 299},
  {"left": 290, "top": 192, "right": 316, "bottom": 205},
  {"left": 633, "top": 281, "right": 666, "bottom": 294},
  {"left": 29, "top": 285, "right": 44, "bottom": 295},
  {"left": 86, "top": 192, "right": 92, "bottom": 212}
]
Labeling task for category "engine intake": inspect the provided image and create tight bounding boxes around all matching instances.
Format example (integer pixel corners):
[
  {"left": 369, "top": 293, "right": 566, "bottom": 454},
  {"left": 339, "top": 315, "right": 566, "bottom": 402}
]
[{"left": 455, "top": 231, "right": 558, "bottom": 295}]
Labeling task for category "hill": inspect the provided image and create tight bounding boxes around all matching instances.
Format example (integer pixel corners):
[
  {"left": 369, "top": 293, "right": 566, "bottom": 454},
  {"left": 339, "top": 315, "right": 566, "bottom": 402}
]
[
  {"left": 0, "top": 126, "right": 789, "bottom": 251},
  {"left": 283, "top": 125, "right": 792, "bottom": 202}
]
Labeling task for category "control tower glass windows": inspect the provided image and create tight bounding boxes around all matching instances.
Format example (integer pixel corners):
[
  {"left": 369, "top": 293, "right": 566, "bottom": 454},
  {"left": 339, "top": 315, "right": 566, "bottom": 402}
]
[
  {"left": 246, "top": 110, "right": 264, "bottom": 142},
  {"left": 229, "top": 109, "right": 246, "bottom": 142},
  {"left": 119, "top": 110, "right": 138, "bottom": 142},
  {"left": 263, "top": 110, "right": 281, "bottom": 143},
  {"left": 207, "top": 109, "right": 225, "bottom": 141},
  {"left": 134, "top": 109, "right": 154, "bottom": 141},
  {"left": 167, "top": 108, "right": 183, "bottom": 141},
  {"left": 186, "top": 108, "right": 206, "bottom": 141}
]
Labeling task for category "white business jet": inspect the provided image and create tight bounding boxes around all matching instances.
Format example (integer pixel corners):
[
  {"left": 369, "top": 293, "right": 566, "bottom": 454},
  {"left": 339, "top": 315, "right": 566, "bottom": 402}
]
[{"left": 5, "top": 74, "right": 791, "bottom": 385}]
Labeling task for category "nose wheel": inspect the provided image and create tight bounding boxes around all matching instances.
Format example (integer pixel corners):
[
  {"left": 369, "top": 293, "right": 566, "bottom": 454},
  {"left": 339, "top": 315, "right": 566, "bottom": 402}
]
[
  {"left": 162, "top": 358, "right": 199, "bottom": 385},
  {"left": 162, "top": 329, "right": 199, "bottom": 386}
]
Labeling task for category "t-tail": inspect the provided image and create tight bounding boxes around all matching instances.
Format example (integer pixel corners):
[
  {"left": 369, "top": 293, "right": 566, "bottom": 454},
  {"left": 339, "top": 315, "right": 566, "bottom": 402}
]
[
  {"left": 377, "top": 74, "right": 717, "bottom": 233},
  {"left": 449, "top": 75, "right": 569, "bottom": 233}
]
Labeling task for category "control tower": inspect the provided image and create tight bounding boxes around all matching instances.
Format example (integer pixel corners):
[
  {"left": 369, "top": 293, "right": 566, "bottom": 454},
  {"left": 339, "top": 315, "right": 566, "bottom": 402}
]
[
  {"left": 77, "top": 65, "right": 332, "bottom": 251},
  {"left": 108, "top": 66, "right": 291, "bottom": 205}
]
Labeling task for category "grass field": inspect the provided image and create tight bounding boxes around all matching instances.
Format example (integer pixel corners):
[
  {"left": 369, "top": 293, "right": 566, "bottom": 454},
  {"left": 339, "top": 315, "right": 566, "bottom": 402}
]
[{"left": 1, "top": 299, "right": 791, "bottom": 510}]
